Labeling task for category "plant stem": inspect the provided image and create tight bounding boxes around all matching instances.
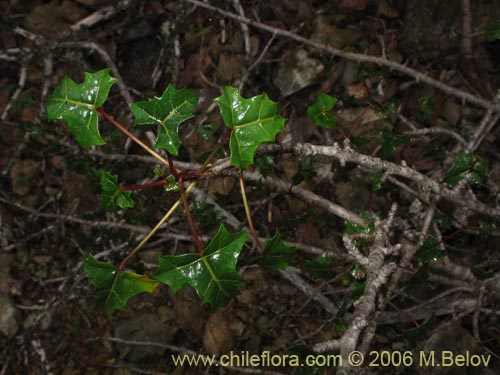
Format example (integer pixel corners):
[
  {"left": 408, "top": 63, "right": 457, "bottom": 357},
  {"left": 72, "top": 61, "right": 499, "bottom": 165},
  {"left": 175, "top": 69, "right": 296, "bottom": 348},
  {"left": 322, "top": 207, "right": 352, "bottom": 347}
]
[
  {"left": 167, "top": 153, "right": 179, "bottom": 177},
  {"left": 118, "top": 182, "right": 196, "bottom": 270},
  {"left": 239, "top": 170, "right": 264, "bottom": 251},
  {"left": 178, "top": 176, "right": 205, "bottom": 256},
  {"left": 97, "top": 108, "right": 170, "bottom": 167},
  {"left": 120, "top": 178, "right": 168, "bottom": 191},
  {"left": 117, "top": 126, "right": 228, "bottom": 267}
]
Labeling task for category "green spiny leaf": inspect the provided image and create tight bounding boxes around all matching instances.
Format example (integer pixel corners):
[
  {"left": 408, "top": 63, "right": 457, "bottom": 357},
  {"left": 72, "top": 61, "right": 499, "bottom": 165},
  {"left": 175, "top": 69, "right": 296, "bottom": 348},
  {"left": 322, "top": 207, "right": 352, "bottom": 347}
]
[
  {"left": 214, "top": 86, "right": 286, "bottom": 169},
  {"left": 131, "top": 84, "right": 199, "bottom": 155},
  {"left": 83, "top": 256, "right": 159, "bottom": 315},
  {"left": 365, "top": 171, "right": 385, "bottom": 191},
  {"left": 307, "top": 93, "right": 337, "bottom": 128},
  {"left": 344, "top": 211, "right": 375, "bottom": 235},
  {"left": 415, "top": 235, "right": 445, "bottom": 263},
  {"left": 100, "top": 171, "right": 135, "bottom": 212},
  {"left": 417, "top": 96, "right": 435, "bottom": 123},
  {"left": 153, "top": 224, "right": 247, "bottom": 310},
  {"left": 380, "top": 127, "right": 410, "bottom": 157},
  {"left": 45, "top": 69, "right": 117, "bottom": 149},
  {"left": 443, "top": 152, "right": 488, "bottom": 187},
  {"left": 305, "top": 253, "right": 335, "bottom": 280},
  {"left": 258, "top": 231, "right": 296, "bottom": 270},
  {"left": 163, "top": 175, "right": 180, "bottom": 192},
  {"left": 292, "top": 156, "right": 317, "bottom": 185},
  {"left": 486, "top": 20, "right": 500, "bottom": 40}
]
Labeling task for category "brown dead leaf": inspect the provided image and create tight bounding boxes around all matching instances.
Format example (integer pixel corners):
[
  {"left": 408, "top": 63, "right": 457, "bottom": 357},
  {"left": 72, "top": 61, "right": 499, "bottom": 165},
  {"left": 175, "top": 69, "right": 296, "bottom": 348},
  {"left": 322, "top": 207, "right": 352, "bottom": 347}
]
[
  {"left": 203, "top": 309, "right": 235, "bottom": 356},
  {"left": 171, "top": 287, "right": 205, "bottom": 334},
  {"left": 216, "top": 53, "right": 246, "bottom": 84},
  {"left": 10, "top": 159, "right": 41, "bottom": 196},
  {"left": 338, "top": 0, "right": 369, "bottom": 11}
]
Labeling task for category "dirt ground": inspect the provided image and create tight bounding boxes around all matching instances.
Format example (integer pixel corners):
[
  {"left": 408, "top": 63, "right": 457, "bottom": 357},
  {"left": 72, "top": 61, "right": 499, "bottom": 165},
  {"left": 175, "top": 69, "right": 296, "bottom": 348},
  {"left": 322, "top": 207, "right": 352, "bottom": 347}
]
[{"left": 1, "top": 1, "right": 500, "bottom": 374}]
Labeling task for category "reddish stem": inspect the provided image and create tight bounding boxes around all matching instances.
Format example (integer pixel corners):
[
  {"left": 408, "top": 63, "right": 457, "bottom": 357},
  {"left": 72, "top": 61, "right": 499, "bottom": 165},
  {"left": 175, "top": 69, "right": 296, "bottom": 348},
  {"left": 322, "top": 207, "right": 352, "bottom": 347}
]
[
  {"left": 120, "top": 178, "right": 168, "bottom": 191},
  {"left": 347, "top": 106, "right": 370, "bottom": 139},
  {"left": 178, "top": 176, "right": 205, "bottom": 256},
  {"left": 167, "top": 153, "right": 179, "bottom": 178}
]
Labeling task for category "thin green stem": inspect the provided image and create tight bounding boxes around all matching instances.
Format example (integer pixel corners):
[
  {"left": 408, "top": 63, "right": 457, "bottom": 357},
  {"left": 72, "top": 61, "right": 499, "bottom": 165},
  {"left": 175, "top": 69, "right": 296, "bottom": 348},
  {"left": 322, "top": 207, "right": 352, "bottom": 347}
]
[
  {"left": 117, "top": 124, "right": 228, "bottom": 268},
  {"left": 239, "top": 170, "right": 264, "bottom": 251},
  {"left": 97, "top": 108, "right": 170, "bottom": 167},
  {"left": 118, "top": 182, "right": 196, "bottom": 270}
]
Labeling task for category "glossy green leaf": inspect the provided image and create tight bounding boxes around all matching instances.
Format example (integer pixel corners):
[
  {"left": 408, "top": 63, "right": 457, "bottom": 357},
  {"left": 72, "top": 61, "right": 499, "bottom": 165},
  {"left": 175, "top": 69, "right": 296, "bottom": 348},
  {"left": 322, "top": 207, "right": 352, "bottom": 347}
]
[
  {"left": 153, "top": 224, "right": 247, "bottom": 310},
  {"left": 305, "top": 253, "right": 335, "bottom": 280},
  {"left": 214, "top": 86, "right": 286, "bottom": 169},
  {"left": 292, "top": 156, "right": 317, "bottom": 185},
  {"left": 255, "top": 155, "right": 278, "bottom": 177},
  {"left": 100, "top": 171, "right": 135, "bottom": 212},
  {"left": 307, "top": 93, "right": 337, "bottom": 128},
  {"left": 163, "top": 175, "right": 180, "bottom": 192},
  {"left": 443, "top": 152, "right": 488, "bottom": 187},
  {"left": 375, "top": 102, "right": 396, "bottom": 119},
  {"left": 83, "top": 256, "right": 159, "bottom": 315},
  {"left": 45, "top": 69, "right": 117, "bottom": 149},
  {"left": 344, "top": 211, "right": 375, "bottom": 235},
  {"left": 417, "top": 96, "right": 435, "bottom": 123},
  {"left": 380, "top": 127, "right": 410, "bottom": 157},
  {"left": 415, "top": 235, "right": 445, "bottom": 263},
  {"left": 258, "top": 231, "right": 296, "bottom": 270},
  {"left": 131, "top": 85, "right": 199, "bottom": 155}
]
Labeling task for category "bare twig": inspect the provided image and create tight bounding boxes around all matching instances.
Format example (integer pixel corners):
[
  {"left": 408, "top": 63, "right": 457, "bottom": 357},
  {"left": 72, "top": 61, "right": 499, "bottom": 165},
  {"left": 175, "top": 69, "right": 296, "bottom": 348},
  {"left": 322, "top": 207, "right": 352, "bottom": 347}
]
[
  {"left": 231, "top": 0, "right": 251, "bottom": 60},
  {"left": 280, "top": 267, "right": 338, "bottom": 316},
  {"left": 91, "top": 337, "right": 287, "bottom": 375},
  {"left": 467, "top": 90, "right": 500, "bottom": 152},
  {"left": 186, "top": 0, "right": 500, "bottom": 112},
  {"left": 406, "top": 128, "right": 467, "bottom": 148},
  {"left": 461, "top": 0, "right": 473, "bottom": 61},
  {"left": 1, "top": 63, "right": 29, "bottom": 121},
  {"left": 57, "top": 41, "right": 133, "bottom": 106},
  {"left": 244, "top": 169, "right": 367, "bottom": 226}
]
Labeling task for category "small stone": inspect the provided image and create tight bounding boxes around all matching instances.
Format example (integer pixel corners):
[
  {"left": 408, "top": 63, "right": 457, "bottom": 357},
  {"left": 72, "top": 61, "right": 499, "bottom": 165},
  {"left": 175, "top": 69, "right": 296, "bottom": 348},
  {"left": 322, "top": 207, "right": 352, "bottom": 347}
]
[
  {"left": 442, "top": 98, "right": 461, "bottom": 126},
  {"left": 273, "top": 49, "right": 324, "bottom": 97},
  {"left": 0, "top": 294, "right": 20, "bottom": 338},
  {"left": 378, "top": 0, "right": 399, "bottom": 18},
  {"left": 10, "top": 159, "right": 41, "bottom": 196},
  {"left": 236, "top": 289, "right": 256, "bottom": 304},
  {"left": 52, "top": 155, "right": 65, "bottom": 170},
  {"left": 114, "top": 313, "right": 171, "bottom": 362}
]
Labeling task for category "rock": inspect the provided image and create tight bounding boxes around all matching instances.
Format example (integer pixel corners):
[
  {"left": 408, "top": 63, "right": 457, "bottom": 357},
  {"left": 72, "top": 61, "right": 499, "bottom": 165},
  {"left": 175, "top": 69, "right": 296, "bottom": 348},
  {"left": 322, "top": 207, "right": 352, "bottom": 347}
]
[
  {"left": 377, "top": 0, "right": 399, "bottom": 18},
  {"left": 171, "top": 287, "right": 205, "bottom": 333},
  {"left": 442, "top": 98, "right": 461, "bottom": 126},
  {"left": 114, "top": 313, "right": 171, "bottom": 362},
  {"left": 311, "top": 16, "right": 363, "bottom": 50},
  {"left": 340, "top": 61, "right": 360, "bottom": 87},
  {"left": 203, "top": 309, "right": 235, "bottom": 356},
  {"left": 273, "top": 49, "right": 324, "bottom": 97},
  {"left": 414, "top": 322, "right": 495, "bottom": 375},
  {"left": 10, "top": 159, "right": 41, "bottom": 196},
  {"left": 0, "top": 294, "right": 20, "bottom": 338},
  {"left": 63, "top": 172, "right": 98, "bottom": 214},
  {"left": 216, "top": 53, "right": 246, "bottom": 84}
]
